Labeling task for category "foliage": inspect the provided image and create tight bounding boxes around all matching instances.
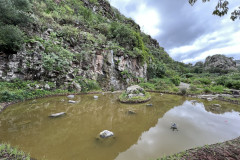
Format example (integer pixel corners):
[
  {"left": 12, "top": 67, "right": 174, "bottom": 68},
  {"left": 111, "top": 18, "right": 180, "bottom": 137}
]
[
  {"left": 147, "top": 62, "right": 167, "bottom": 79},
  {"left": 109, "top": 22, "right": 137, "bottom": 49},
  {"left": 189, "top": 0, "right": 240, "bottom": 21},
  {"left": 0, "top": 0, "right": 32, "bottom": 25},
  {"left": 0, "top": 143, "right": 30, "bottom": 160},
  {"left": 171, "top": 76, "right": 180, "bottom": 86},
  {"left": 0, "top": 25, "right": 25, "bottom": 53},
  {"left": 75, "top": 77, "right": 101, "bottom": 92},
  {"left": 119, "top": 91, "right": 151, "bottom": 103}
]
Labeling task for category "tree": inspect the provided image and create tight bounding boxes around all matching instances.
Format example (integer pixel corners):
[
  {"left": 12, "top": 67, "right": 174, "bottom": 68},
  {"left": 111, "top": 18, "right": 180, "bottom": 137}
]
[{"left": 189, "top": 0, "right": 240, "bottom": 21}]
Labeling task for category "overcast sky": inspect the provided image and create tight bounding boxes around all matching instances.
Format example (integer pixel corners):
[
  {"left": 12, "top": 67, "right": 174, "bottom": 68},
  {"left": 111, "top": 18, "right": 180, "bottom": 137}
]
[{"left": 109, "top": 0, "right": 240, "bottom": 64}]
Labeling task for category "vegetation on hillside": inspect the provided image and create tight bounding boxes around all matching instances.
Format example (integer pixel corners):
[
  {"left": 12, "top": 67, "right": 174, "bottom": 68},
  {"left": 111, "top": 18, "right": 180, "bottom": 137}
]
[{"left": 0, "top": 143, "right": 31, "bottom": 160}]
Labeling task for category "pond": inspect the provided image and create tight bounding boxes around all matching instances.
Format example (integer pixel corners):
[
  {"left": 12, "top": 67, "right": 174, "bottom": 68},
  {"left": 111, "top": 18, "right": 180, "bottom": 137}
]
[{"left": 0, "top": 93, "right": 240, "bottom": 160}]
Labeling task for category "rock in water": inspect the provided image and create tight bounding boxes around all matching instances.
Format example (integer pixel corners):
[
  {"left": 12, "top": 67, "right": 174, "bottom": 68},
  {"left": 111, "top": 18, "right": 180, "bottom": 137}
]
[
  {"left": 67, "top": 95, "right": 75, "bottom": 98},
  {"left": 68, "top": 100, "right": 76, "bottom": 103},
  {"left": 146, "top": 104, "right": 153, "bottom": 107},
  {"left": 171, "top": 123, "right": 178, "bottom": 131},
  {"left": 99, "top": 130, "right": 114, "bottom": 138},
  {"left": 94, "top": 95, "right": 98, "bottom": 99},
  {"left": 49, "top": 112, "right": 66, "bottom": 118},
  {"left": 127, "top": 110, "right": 136, "bottom": 115},
  {"left": 213, "top": 104, "right": 221, "bottom": 107}
]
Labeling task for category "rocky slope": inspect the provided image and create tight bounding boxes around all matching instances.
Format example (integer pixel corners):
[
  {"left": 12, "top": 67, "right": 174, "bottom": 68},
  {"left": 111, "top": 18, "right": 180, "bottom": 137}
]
[
  {"left": 204, "top": 54, "right": 237, "bottom": 73},
  {"left": 0, "top": 0, "right": 171, "bottom": 90}
]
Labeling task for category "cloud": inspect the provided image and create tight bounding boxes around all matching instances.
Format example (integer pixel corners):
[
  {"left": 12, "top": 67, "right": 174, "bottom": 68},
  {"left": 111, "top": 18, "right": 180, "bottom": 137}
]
[
  {"left": 109, "top": 0, "right": 240, "bottom": 63},
  {"left": 129, "top": 4, "right": 161, "bottom": 37},
  {"left": 109, "top": 0, "right": 161, "bottom": 37},
  {"left": 169, "top": 22, "right": 240, "bottom": 63}
]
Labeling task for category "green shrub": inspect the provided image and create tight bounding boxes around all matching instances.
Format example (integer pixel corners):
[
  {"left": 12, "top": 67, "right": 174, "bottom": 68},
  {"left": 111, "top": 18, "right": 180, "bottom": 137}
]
[
  {"left": 147, "top": 62, "right": 166, "bottom": 79},
  {"left": 0, "top": 0, "right": 31, "bottom": 25},
  {"left": 75, "top": 77, "right": 101, "bottom": 92},
  {"left": 197, "top": 78, "right": 211, "bottom": 85},
  {"left": 190, "top": 85, "right": 198, "bottom": 91},
  {"left": 0, "top": 25, "right": 25, "bottom": 53},
  {"left": 171, "top": 76, "right": 180, "bottom": 86},
  {"left": 180, "top": 88, "right": 187, "bottom": 95},
  {"left": 139, "top": 82, "right": 155, "bottom": 90},
  {"left": 109, "top": 22, "right": 137, "bottom": 49},
  {"left": 204, "top": 87, "right": 211, "bottom": 93},
  {"left": 210, "top": 85, "right": 225, "bottom": 93},
  {"left": 0, "top": 143, "right": 31, "bottom": 160}
]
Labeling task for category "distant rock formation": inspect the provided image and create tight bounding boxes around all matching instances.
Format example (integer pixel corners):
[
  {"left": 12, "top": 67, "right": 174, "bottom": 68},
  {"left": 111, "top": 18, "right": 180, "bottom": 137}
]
[
  {"left": 204, "top": 54, "right": 237, "bottom": 73},
  {"left": 236, "top": 60, "right": 240, "bottom": 67}
]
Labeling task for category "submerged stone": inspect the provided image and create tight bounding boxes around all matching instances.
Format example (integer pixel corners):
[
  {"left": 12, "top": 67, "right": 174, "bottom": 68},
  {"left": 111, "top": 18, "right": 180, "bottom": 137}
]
[
  {"left": 127, "top": 110, "right": 136, "bottom": 115},
  {"left": 49, "top": 112, "right": 66, "bottom": 118},
  {"left": 67, "top": 95, "right": 75, "bottom": 98},
  {"left": 94, "top": 95, "right": 98, "bottom": 99},
  {"left": 68, "top": 100, "right": 76, "bottom": 103},
  {"left": 146, "top": 104, "right": 153, "bottom": 107},
  {"left": 171, "top": 123, "right": 178, "bottom": 131},
  {"left": 99, "top": 130, "right": 114, "bottom": 138}
]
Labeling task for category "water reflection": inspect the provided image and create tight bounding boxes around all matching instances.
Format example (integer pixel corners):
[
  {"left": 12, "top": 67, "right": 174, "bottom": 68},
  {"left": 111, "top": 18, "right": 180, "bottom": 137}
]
[
  {"left": 115, "top": 100, "right": 240, "bottom": 160},
  {"left": 0, "top": 94, "right": 239, "bottom": 160}
]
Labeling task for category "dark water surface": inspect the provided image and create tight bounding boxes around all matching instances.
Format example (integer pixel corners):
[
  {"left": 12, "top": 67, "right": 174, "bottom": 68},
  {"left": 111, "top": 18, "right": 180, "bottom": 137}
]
[{"left": 0, "top": 93, "right": 240, "bottom": 160}]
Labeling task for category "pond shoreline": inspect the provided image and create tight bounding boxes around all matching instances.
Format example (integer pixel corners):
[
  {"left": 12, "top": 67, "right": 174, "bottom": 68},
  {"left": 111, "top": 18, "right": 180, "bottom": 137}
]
[
  {"left": 0, "top": 90, "right": 239, "bottom": 160},
  {"left": 160, "top": 136, "right": 240, "bottom": 160},
  {"left": 147, "top": 90, "right": 240, "bottom": 105}
]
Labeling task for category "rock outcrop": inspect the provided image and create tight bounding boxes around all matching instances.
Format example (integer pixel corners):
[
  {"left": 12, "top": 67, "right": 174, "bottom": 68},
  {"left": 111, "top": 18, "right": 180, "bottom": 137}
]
[
  {"left": 204, "top": 54, "right": 237, "bottom": 73},
  {"left": 119, "top": 85, "right": 151, "bottom": 103}
]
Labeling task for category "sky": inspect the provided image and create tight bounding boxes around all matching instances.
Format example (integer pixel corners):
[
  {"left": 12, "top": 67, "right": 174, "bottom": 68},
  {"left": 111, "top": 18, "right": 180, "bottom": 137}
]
[{"left": 109, "top": 0, "right": 240, "bottom": 64}]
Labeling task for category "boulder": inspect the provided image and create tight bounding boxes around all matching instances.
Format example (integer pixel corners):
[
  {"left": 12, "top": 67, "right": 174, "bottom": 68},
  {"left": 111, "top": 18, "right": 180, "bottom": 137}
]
[
  {"left": 68, "top": 100, "right": 76, "bottom": 103},
  {"left": 119, "top": 85, "right": 151, "bottom": 103},
  {"left": 127, "top": 110, "right": 136, "bottom": 115},
  {"left": 204, "top": 54, "right": 237, "bottom": 72},
  {"left": 44, "top": 84, "right": 50, "bottom": 90},
  {"left": 49, "top": 112, "right": 66, "bottom": 118},
  {"left": 99, "top": 130, "right": 114, "bottom": 138},
  {"left": 72, "top": 81, "right": 81, "bottom": 92},
  {"left": 213, "top": 104, "right": 221, "bottom": 107},
  {"left": 67, "top": 95, "right": 75, "bottom": 98},
  {"left": 170, "top": 123, "right": 178, "bottom": 131},
  {"left": 126, "top": 85, "right": 144, "bottom": 94}
]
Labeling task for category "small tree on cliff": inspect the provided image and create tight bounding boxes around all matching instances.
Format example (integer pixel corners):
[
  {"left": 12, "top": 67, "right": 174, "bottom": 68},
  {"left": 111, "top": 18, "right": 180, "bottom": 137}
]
[{"left": 189, "top": 0, "right": 240, "bottom": 21}]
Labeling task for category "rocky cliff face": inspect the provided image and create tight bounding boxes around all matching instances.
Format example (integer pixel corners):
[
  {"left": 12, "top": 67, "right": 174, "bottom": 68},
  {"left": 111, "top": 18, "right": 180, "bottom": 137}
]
[
  {"left": 204, "top": 54, "right": 237, "bottom": 73},
  {"left": 0, "top": 44, "right": 147, "bottom": 90}
]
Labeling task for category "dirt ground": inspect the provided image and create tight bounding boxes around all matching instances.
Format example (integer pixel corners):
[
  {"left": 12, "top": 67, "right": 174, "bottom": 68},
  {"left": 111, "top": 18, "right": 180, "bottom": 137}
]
[{"left": 167, "top": 136, "right": 240, "bottom": 160}]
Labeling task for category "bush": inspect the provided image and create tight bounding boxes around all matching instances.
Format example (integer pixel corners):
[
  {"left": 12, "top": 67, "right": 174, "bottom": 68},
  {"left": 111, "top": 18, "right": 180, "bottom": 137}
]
[
  {"left": 139, "top": 82, "right": 155, "bottom": 90},
  {"left": 171, "top": 76, "right": 180, "bottom": 86},
  {"left": 109, "top": 22, "right": 137, "bottom": 49},
  {"left": 204, "top": 87, "right": 211, "bottom": 93},
  {"left": 0, "top": 0, "right": 31, "bottom": 25},
  {"left": 75, "top": 77, "right": 101, "bottom": 92},
  {"left": 197, "top": 78, "right": 211, "bottom": 85},
  {"left": 190, "top": 85, "right": 198, "bottom": 91},
  {"left": 147, "top": 62, "right": 167, "bottom": 79},
  {"left": 180, "top": 88, "right": 187, "bottom": 95},
  {"left": 0, "top": 25, "right": 25, "bottom": 53}
]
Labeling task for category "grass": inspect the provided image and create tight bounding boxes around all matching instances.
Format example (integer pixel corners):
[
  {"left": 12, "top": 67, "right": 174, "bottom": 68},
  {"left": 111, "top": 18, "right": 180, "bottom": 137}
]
[
  {"left": 0, "top": 79, "right": 101, "bottom": 103},
  {"left": 0, "top": 143, "right": 31, "bottom": 160},
  {"left": 119, "top": 91, "right": 151, "bottom": 103}
]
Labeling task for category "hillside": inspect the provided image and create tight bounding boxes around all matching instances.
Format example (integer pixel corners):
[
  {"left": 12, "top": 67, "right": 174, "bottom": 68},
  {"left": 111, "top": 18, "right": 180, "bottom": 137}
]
[{"left": 0, "top": 0, "right": 183, "bottom": 92}]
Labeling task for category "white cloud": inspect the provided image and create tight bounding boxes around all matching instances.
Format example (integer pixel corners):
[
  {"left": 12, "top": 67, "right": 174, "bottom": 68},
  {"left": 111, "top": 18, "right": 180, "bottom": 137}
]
[
  {"left": 129, "top": 4, "right": 161, "bottom": 37},
  {"left": 169, "top": 22, "right": 240, "bottom": 63},
  {"left": 109, "top": 0, "right": 161, "bottom": 37}
]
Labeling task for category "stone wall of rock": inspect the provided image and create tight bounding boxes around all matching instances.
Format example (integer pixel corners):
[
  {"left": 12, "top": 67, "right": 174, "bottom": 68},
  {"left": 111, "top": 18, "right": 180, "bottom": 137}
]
[
  {"left": 204, "top": 54, "right": 237, "bottom": 72},
  {"left": 0, "top": 46, "right": 147, "bottom": 90}
]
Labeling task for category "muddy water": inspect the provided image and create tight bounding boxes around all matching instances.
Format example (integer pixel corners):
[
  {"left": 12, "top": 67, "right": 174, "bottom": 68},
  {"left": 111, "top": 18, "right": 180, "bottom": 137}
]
[{"left": 0, "top": 93, "right": 240, "bottom": 160}]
